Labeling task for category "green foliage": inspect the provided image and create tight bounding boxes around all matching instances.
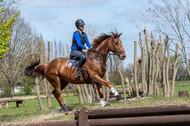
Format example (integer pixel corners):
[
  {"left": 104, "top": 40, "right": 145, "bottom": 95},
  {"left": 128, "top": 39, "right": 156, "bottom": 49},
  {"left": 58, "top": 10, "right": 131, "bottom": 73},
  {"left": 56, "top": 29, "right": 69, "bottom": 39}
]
[
  {"left": 21, "top": 81, "right": 35, "bottom": 95},
  {"left": 0, "top": 7, "right": 20, "bottom": 60}
]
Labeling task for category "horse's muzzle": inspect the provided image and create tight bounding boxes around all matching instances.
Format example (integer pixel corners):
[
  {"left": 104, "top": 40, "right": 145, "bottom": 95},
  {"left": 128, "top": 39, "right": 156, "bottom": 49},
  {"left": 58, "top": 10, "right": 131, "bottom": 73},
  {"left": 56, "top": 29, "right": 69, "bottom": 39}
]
[{"left": 120, "top": 55, "right": 126, "bottom": 60}]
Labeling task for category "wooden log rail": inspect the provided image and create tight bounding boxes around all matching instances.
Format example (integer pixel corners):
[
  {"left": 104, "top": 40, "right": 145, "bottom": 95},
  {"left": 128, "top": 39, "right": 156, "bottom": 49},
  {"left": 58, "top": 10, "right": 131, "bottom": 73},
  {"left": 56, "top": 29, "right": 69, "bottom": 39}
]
[
  {"left": 0, "top": 99, "right": 25, "bottom": 109},
  {"left": 75, "top": 104, "right": 190, "bottom": 126},
  {"left": 2, "top": 104, "right": 190, "bottom": 126}
]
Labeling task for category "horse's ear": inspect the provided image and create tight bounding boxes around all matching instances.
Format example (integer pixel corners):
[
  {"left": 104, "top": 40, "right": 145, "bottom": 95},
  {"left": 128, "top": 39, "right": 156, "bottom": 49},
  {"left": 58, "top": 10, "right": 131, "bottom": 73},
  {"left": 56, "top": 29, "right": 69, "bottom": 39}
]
[
  {"left": 118, "top": 33, "right": 122, "bottom": 38},
  {"left": 111, "top": 32, "right": 115, "bottom": 36},
  {"left": 115, "top": 33, "right": 118, "bottom": 37}
]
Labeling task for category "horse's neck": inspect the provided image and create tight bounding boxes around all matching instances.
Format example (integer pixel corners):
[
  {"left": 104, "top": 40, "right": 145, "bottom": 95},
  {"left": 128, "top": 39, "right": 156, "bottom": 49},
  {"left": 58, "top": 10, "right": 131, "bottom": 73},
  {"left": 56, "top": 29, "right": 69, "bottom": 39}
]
[{"left": 93, "top": 39, "right": 109, "bottom": 64}]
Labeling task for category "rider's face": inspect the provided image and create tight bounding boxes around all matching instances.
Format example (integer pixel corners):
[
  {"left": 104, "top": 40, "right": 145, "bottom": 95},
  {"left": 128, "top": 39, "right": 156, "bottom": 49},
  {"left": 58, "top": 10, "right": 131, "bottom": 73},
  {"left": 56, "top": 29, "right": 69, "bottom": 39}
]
[{"left": 78, "top": 25, "right": 84, "bottom": 31}]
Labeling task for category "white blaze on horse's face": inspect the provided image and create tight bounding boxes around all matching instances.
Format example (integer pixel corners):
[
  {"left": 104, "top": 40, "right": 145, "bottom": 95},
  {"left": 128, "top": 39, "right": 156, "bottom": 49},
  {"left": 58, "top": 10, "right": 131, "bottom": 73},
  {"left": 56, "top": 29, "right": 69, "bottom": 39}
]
[{"left": 110, "top": 33, "right": 127, "bottom": 60}]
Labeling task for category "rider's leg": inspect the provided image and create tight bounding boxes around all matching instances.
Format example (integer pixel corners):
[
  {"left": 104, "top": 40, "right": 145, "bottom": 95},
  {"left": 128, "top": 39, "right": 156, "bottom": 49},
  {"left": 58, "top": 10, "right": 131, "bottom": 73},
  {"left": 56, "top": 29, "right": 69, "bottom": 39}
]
[
  {"left": 70, "top": 50, "right": 86, "bottom": 78},
  {"left": 76, "top": 52, "right": 86, "bottom": 78}
]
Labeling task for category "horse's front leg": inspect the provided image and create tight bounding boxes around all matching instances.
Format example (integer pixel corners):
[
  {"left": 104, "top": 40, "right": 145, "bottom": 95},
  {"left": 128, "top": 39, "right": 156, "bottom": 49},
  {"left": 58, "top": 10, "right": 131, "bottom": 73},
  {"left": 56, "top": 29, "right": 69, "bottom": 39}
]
[{"left": 94, "top": 75, "right": 122, "bottom": 104}]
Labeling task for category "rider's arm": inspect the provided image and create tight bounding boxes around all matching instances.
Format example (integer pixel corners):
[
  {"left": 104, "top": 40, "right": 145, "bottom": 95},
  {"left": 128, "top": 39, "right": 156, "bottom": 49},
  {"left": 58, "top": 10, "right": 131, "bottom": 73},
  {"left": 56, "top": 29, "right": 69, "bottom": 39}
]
[
  {"left": 74, "top": 32, "right": 86, "bottom": 49},
  {"left": 85, "top": 33, "right": 92, "bottom": 48}
]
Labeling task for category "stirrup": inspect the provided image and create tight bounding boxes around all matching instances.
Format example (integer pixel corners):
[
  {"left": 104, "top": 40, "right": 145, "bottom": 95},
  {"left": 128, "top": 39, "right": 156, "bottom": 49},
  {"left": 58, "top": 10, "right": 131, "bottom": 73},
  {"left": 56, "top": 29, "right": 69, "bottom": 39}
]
[{"left": 76, "top": 70, "right": 82, "bottom": 79}]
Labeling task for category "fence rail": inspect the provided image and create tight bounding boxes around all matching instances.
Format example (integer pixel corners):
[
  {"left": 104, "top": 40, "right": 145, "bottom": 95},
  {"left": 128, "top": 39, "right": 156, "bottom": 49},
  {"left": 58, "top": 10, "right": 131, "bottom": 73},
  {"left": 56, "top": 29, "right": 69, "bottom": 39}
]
[{"left": 2, "top": 104, "right": 190, "bottom": 126}]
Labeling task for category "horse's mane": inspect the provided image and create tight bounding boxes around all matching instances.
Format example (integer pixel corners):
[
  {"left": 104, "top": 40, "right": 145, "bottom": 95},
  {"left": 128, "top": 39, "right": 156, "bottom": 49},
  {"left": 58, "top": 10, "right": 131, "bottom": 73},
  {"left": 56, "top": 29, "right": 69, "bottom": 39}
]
[{"left": 92, "top": 33, "right": 112, "bottom": 49}]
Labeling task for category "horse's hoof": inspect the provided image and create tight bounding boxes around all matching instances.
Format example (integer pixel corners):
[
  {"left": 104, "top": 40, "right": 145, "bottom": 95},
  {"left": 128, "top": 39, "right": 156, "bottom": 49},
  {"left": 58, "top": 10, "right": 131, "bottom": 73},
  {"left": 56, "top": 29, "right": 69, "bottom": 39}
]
[
  {"left": 59, "top": 108, "right": 64, "bottom": 113},
  {"left": 116, "top": 95, "right": 122, "bottom": 101},
  {"left": 65, "top": 111, "right": 73, "bottom": 115},
  {"left": 104, "top": 104, "right": 110, "bottom": 106}
]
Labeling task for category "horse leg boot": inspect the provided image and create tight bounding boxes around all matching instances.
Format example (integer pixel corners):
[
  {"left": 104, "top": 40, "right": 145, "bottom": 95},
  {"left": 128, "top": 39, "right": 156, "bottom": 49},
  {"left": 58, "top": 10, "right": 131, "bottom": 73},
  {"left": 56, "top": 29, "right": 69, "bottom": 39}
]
[
  {"left": 96, "top": 84, "right": 110, "bottom": 106},
  {"left": 52, "top": 89, "right": 68, "bottom": 112},
  {"left": 94, "top": 75, "right": 122, "bottom": 101}
]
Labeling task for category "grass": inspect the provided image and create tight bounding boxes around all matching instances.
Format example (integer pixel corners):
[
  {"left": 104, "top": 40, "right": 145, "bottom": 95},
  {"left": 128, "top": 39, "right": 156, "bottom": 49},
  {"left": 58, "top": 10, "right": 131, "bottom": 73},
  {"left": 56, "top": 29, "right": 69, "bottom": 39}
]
[{"left": 0, "top": 81, "right": 190, "bottom": 123}]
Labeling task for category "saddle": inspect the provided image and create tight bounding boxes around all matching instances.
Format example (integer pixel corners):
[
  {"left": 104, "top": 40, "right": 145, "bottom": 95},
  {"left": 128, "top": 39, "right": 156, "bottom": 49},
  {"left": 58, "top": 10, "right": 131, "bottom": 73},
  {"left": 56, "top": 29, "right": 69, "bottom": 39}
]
[{"left": 66, "top": 58, "right": 90, "bottom": 84}]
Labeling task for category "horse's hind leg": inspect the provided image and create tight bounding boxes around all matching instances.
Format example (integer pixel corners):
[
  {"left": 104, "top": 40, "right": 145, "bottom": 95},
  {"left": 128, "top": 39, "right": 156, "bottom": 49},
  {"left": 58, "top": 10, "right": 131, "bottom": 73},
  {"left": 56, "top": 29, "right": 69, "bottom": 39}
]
[
  {"left": 96, "top": 84, "right": 108, "bottom": 106},
  {"left": 47, "top": 75, "right": 68, "bottom": 112}
]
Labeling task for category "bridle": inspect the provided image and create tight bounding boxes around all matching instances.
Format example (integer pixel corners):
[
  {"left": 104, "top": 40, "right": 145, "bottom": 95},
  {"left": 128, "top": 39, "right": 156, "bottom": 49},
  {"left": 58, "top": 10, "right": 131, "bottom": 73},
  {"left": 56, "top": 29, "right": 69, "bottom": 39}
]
[
  {"left": 111, "top": 36, "right": 125, "bottom": 57},
  {"left": 88, "top": 36, "right": 125, "bottom": 73}
]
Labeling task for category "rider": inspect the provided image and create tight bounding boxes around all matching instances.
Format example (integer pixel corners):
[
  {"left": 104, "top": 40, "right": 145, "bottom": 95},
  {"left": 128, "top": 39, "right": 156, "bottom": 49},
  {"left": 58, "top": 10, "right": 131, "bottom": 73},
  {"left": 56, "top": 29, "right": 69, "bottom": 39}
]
[{"left": 70, "top": 19, "right": 92, "bottom": 79}]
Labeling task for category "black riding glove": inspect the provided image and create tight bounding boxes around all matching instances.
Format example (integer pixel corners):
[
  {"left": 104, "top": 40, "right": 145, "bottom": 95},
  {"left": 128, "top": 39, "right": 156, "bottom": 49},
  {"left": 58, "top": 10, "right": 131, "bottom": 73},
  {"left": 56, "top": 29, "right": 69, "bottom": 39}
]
[{"left": 88, "top": 48, "right": 92, "bottom": 51}]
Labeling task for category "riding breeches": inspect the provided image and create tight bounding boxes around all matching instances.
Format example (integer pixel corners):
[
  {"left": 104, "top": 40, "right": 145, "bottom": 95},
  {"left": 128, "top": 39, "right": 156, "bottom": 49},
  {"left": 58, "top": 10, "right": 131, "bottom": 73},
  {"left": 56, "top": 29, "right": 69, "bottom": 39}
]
[{"left": 70, "top": 49, "right": 86, "bottom": 69}]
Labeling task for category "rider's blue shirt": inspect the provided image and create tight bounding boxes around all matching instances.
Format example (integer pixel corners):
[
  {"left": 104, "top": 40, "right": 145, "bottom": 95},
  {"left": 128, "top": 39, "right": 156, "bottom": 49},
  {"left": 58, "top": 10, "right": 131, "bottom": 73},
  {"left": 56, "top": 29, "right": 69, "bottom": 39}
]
[{"left": 71, "top": 31, "right": 91, "bottom": 51}]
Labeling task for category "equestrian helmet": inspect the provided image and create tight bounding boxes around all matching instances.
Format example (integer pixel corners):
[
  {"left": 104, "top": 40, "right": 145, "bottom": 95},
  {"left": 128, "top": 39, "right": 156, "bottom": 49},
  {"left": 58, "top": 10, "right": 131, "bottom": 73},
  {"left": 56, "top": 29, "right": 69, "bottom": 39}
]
[{"left": 75, "top": 19, "right": 86, "bottom": 27}]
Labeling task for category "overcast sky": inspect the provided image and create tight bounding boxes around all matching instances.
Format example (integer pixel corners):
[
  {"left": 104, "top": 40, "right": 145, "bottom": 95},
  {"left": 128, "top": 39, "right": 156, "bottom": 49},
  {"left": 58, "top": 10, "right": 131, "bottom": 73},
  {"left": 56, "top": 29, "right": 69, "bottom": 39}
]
[{"left": 18, "top": 0, "right": 153, "bottom": 65}]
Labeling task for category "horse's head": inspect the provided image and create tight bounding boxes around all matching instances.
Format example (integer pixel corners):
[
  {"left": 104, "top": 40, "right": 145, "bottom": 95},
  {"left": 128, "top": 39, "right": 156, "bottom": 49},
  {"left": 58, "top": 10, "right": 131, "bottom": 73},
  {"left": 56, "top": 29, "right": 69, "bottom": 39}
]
[{"left": 108, "top": 32, "right": 126, "bottom": 60}]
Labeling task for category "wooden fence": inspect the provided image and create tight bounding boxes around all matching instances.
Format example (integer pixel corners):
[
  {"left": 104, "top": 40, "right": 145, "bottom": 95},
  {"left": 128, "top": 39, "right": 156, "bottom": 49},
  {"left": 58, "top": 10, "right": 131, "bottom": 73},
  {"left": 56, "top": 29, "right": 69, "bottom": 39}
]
[{"left": 2, "top": 104, "right": 190, "bottom": 126}]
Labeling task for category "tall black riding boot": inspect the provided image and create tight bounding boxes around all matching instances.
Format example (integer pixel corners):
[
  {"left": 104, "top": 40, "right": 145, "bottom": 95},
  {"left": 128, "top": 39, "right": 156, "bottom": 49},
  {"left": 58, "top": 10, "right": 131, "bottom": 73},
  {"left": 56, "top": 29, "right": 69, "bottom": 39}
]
[{"left": 76, "top": 68, "right": 82, "bottom": 79}]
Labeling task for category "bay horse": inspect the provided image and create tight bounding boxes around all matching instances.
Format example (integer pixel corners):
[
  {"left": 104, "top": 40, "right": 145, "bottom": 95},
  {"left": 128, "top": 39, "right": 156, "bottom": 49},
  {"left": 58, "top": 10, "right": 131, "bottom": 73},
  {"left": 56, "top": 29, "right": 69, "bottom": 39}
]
[{"left": 25, "top": 32, "right": 126, "bottom": 112}]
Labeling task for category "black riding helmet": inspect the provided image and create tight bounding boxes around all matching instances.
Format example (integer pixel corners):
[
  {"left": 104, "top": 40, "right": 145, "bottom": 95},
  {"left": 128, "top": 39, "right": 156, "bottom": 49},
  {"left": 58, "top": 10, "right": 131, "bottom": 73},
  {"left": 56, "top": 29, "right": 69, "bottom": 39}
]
[{"left": 75, "top": 19, "right": 86, "bottom": 27}]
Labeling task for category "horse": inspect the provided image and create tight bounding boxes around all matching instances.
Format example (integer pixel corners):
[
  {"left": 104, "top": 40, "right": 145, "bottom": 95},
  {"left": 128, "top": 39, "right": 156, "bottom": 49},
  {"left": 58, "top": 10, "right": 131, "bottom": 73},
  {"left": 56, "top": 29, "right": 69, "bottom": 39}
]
[{"left": 25, "top": 32, "right": 126, "bottom": 112}]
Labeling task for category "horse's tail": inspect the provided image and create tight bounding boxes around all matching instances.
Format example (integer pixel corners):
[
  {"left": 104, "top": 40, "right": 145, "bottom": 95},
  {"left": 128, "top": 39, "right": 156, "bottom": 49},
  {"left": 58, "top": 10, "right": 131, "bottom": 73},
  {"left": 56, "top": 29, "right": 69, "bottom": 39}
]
[{"left": 25, "top": 58, "right": 47, "bottom": 78}]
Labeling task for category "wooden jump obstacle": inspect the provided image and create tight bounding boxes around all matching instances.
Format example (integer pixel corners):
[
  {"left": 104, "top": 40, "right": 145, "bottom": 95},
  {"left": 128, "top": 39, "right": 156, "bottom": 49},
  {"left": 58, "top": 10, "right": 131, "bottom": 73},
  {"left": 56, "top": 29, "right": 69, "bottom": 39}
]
[
  {"left": 0, "top": 99, "right": 25, "bottom": 109},
  {"left": 2, "top": 104, "right": 190, "bottom": 126}
]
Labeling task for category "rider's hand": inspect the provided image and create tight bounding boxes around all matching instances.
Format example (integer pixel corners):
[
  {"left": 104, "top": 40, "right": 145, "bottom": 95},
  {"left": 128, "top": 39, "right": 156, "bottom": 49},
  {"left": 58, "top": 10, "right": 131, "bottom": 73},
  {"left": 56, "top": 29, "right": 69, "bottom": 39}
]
[{"left": 88, "top": 48, "right": 92, "bottom": 52}]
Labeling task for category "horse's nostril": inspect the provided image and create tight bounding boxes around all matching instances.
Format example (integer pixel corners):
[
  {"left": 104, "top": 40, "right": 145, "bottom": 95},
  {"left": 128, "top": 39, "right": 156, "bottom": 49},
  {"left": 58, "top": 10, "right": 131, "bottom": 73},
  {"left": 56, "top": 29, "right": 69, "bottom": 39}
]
[{"left": 120, "top": 56, "right": 125, "bottom": 60}]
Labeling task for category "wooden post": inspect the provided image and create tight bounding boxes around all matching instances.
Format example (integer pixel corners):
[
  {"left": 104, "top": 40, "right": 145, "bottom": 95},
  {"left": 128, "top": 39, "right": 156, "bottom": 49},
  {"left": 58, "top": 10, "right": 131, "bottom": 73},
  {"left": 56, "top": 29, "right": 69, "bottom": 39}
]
[
  {"left": 171, "top": 43, "right": 179, "bottom": 97},
  {"left": 154, "top": 38, "right": 160, "bottom": 95},
  {"left": 6, "top": 101, "right": 8, "bottom": 109},
  {"left": 144, "top": 22, "right": 150, "bottom": 93},
  {"left": 31, "top": 43, "right": 44, "bottom": 110},
  {"left": 134, "top": 41, "right": 139, "bottom": 97},
  {"left": 149, "top": 32, "right": 154, "bottom": 95},
  {"left": 80, "top": 85, "right": 87, "bottom": 103},
  {"left": 47, "top": 41, "right": 51, "bottom": 107},
  {"left": 125, "top": 78, "right": 131, "bottom": 97},
  {"left": 76, "top": 85, "right": 84, "bottom": 104},
  {"left": 139, "top": 32, "right": 146, "bottom": 96},
  {"left": 105, "top": 61, "right": 110, "bottom": 101},
  {"left": 76, "top": 107, "right": 88, "bottom": 126},
  {"left": 165, "top": 35, "right": 170, "bottom": 98},
  {"left": 84, "top": 84, "right": 92, "bottom": 103},
  {"left": 162, "top": 36, "right": 167, "bottom": 98},
  {"left": 118, "top": 57, "right": 126, "bottom": 101}
]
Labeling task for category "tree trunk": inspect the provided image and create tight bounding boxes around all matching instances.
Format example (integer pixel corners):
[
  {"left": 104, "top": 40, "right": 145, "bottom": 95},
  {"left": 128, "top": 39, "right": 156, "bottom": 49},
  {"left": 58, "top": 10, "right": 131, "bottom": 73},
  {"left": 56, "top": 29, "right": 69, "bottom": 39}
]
[
  {"left": 134, "top": 41, "right": 139, "bottom": 97},
  {"left": 171, "top": 44, "right": 179, "bottom": 97}
]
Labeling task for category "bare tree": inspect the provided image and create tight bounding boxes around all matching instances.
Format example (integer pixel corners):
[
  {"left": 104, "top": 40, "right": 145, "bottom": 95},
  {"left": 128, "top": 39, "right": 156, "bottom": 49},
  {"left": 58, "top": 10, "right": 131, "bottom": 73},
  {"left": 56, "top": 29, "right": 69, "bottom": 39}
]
[
  {"left": 145, "top": 0, "right": 190, "bottom": 75},
  {"left": 0, "top": 8, "right": 39, "bottom": 95}
]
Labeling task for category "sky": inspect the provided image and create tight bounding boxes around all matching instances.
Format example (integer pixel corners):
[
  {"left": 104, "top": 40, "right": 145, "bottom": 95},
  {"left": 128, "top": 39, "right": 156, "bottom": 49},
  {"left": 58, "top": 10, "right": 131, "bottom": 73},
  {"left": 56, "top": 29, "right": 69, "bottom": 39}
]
[{"left": 18, "top": 0, "right": 153, "bottom": 65}]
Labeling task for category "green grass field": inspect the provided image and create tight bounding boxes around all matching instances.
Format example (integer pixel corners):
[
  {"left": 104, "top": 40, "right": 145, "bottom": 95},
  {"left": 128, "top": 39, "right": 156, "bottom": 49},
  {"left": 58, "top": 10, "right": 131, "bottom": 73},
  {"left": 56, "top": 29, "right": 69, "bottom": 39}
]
[{"left": 0, "top": 82, "right": 190, "bottom": 123}]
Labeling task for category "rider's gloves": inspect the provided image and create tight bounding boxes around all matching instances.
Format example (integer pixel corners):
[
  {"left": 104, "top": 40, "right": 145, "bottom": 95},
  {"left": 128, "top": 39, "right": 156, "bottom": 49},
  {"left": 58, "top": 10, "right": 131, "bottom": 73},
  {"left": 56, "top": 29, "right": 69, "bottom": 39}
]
[{"left": 88, "top": 48, "right": 92, "bottom": 51}]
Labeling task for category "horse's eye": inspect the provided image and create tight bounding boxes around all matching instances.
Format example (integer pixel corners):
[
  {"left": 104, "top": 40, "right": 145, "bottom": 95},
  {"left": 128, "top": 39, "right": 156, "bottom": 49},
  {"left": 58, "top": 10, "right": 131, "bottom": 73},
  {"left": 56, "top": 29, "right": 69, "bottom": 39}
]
[{"left": 115, "top": 41, "right": 119, "bottom": 45}]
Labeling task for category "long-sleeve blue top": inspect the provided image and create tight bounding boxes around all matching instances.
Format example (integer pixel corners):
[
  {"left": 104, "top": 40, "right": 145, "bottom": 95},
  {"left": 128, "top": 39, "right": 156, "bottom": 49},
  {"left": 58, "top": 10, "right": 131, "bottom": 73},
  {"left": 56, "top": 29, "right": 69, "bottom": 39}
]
[{"left": 71, "top": 31, "right": 91, "bottom": 51}]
